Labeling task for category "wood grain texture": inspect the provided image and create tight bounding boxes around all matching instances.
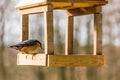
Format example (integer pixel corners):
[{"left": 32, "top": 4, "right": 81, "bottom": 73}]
[
  {"left": 66, "top": 6, "right": 101, "bottom": 16},
  {"left": 73, "top": 0, "right": 107, "bottom": 3},
  {"left": 65, "top": 15, "right": 73, "bottom": 55},
  {"left": 20, "top": 5, "right": 53, "bottom": 14},
  {"left": 17, "top": 54, "right": 104, "bottom": 66},
  {"left": 48, "top": 0, "right": 73, "bottom": 2},
  {"left": 20, "top": 14, "right": 29, "bottom": 41},
  {"left": 17, "top": 53, "right": 47, "bottom": 66},
  {"left": 51, "top": 2, "right": 72, "bottom": 9},
  {"left": 44, "top": 9, "right": 54, "bottom": 55},
  {"left": 15, "top": 1, "right": 108, "bottom": 10},
  {"left": 53, "top": 1, "right": 107, "bottom": 9},
  {"left": 94, "top": 11, "right": 102, "bottom": 55},
  {"left": 48, "top": 55, "right": 104, "bottom": 66}
]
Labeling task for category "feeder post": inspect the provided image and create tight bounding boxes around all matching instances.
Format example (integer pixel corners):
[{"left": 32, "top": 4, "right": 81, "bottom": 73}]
[
  {"left": 65, "top": 12, "right": 74, "bottom": 55},
  {"left": 44, "top": 5, "right": 54, "bottom": 55},
  {"left": 94, "top": 7, "right": 102, "bottom": 55},
  {"left": 20, "top": 14, "right": 29, "bottom": 41}
]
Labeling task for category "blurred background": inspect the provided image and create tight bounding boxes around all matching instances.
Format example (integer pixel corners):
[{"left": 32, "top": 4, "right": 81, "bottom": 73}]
[{"left": 0, "top": 0, "right": 120, "bottom": 80}]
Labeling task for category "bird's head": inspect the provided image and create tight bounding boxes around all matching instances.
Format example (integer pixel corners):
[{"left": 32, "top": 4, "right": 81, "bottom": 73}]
[{"left": 34, "top": 40, "right": 42, "bottom": 48}]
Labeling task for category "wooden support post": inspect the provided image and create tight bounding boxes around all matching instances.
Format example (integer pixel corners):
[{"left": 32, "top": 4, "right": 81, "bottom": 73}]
[
  {"left": 20, "top": 14, "right": 29, "bottom": 41},
  {"left": 65, "top": 13, "right": 74, "bottom": 55},
  {"left": 94, "top": 12, "right": 102, "bottom": 55},
  {"left": 44, "top": 9, "right": 54, "bottom": 55}
]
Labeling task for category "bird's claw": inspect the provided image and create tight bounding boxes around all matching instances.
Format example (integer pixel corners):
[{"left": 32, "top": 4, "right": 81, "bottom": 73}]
[
  {"left": 26, "top": 54, "right": 29, "bottom": 59},
  {"left": 32, "top": 55, "right": 35, "bottom": 60},
  {"left": 32, "top": 53, "right": 37, "bottom": 60},
  {"left": 26, "top": 54, "right": 36, "bottom": 60}
]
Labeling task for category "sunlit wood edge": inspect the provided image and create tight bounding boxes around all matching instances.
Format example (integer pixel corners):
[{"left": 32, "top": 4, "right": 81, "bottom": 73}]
[
  {"left": 17, "top": 53, "right": 104, "bottom": 67},
  {"left": 15, "top": 1, "right": 108, "bottom": 10},
  {"left": 17, "top": 53, "right": 47, "bottom": 66}
]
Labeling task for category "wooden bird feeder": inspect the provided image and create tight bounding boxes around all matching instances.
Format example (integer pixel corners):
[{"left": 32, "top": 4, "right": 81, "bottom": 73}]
[{"left": 16, "top": 0, "right": 108, "bottom": 66}]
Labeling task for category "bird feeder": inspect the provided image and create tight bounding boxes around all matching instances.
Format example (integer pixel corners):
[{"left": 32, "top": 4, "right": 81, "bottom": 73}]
[{"left": 15, "top": 0, "right": 108, "bottom": 66}]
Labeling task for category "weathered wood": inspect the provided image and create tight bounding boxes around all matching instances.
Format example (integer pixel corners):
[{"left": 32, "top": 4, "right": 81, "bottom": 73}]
[
  {"left": 73, "top": 0, "right": 106, "bottom": 2},
  {"left": 20, "top": 14, "right": 29, "bottom": 41},
  {"left": 17, "top": 54, "right": 104, "bottom": 66},
  {"left": 16, "top": 1, "right": 108, "bottom": 10},
  {"left": 66, "top": 6, "right": 101, "bottom": 16},
  {"left": 17, "top": 53, "right": 47, "bottom": 66},
  {"left": 53, "top": 1, "right": 108, "bottom": 9},
  {"left": 51, "top": 2, "right": 72, "bottom": 9},
  {"left": 65, "top": 15, "right": 73, "bottom": 55},
  {"left": 62, "top": 1, "right": 107, "bottom": 9},
  {"left": 44, "top": 10, "right": 54, "bottom": 55},
  {"left": 48, "top": 55, "right": 104, "bottom": 66},
  {"left": 94, "top": 12, "right": 102, "bottom": 55},
  {"left": 20, "top": 5, "right": 53, "bottom": 14}
]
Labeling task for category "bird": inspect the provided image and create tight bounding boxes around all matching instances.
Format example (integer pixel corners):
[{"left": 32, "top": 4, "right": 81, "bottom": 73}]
[{"left": 9, "top": 39, "right": 44, "bottom": 59}]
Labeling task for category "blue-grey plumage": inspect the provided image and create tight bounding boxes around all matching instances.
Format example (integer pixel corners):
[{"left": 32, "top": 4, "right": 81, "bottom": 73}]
[{"left": 9, "top": 39, "right": 44, "bottom": 54}]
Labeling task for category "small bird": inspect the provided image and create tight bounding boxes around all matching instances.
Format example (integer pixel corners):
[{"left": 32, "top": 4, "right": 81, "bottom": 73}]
[{"left": 9, "top": 39, "right": 44, "bottom": 59}]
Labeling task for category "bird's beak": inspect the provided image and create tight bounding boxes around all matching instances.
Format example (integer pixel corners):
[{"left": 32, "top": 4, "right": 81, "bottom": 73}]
[{"left": 9, "top": 45, "right": 18, "bottom": 50}]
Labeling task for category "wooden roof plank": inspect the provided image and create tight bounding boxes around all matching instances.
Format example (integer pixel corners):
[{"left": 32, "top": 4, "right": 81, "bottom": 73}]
[{"left": 15, "top": 1, "right": 108, "bottom": 10}]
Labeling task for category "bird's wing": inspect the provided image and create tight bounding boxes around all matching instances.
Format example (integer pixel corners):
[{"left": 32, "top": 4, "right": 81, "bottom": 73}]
[{"left": 18, "top": 40, "right": 37, "bottom": 46}]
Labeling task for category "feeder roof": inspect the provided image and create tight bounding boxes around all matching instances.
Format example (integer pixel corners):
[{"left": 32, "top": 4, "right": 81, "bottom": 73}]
[{"left": 15, "top": 0, "right": 108, "bottom": 10}]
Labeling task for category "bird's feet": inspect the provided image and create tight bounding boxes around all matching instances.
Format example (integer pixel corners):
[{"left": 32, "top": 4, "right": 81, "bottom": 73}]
[
  {"left": 26, "top": 53, "right": 37, "bottom": 60},
  {"left": 32, "top": 53, "right": 37, "bottom": 60},
  {"left": 26, "top": 54, "right": 29, "bottom": 59}
]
